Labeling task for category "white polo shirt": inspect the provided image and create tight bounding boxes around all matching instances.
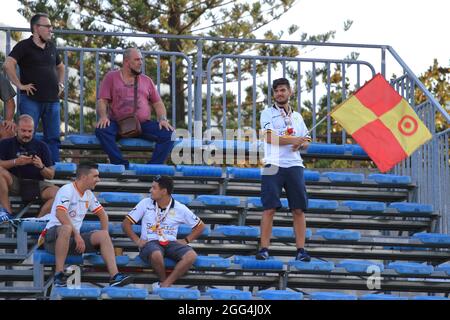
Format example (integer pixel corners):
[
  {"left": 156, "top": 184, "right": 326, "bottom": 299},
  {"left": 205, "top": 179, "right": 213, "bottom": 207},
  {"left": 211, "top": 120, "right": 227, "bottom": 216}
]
[
  {"left": 126, "top": 198, "right": 201, "bottom": 242},
  {"left": 44, "top": 183, "right": 103, "bottom": 232},
  {"left": 260, "top": 105, "right": 309, "bottom": 168}
]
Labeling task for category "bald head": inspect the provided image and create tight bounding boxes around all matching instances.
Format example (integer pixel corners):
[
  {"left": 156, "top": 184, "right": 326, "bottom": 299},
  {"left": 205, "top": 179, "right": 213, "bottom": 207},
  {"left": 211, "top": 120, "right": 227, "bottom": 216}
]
[
  {"left": 16, "top": 115, "right": 35, "bottom": 143},
  {"left": 123, "top": 48, "right": 143, "bottom": 76}
]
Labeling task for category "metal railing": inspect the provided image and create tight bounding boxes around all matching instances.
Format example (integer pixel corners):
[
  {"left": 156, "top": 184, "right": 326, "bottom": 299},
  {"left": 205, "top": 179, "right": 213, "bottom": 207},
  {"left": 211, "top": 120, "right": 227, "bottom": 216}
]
[{"left": 1, "top": 27, "right": 449, "bottom": 232}]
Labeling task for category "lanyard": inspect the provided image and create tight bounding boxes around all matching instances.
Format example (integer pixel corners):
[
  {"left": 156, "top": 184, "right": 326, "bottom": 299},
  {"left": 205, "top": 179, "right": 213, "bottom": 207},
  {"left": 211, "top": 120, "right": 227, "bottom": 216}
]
[
  {"left": 273, "top": 104, "right": 293, "bottom": 128},
  {"left": 155, "top": 198, "right": 173, "bottom": 226}
]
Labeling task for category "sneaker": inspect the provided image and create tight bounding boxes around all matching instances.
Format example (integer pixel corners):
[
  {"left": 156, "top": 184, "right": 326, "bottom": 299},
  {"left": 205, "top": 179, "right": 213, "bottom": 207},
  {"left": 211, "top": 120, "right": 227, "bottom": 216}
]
[
  {"left": 255, "top": 248, "right": 269, "bottom": 260},
  {"left": 151, "top": 282, "right": 160, "bottom": 293},
  {"left": 0, "top": 209, "right": 13, "bottom": 224},
  {"left": 54, "top": 271, "right": 68, "bottom": 287},
  {"left": 295, "top": 248, "right": 311, "bottom": 262},
  {"left": 109, "top": 273, "right": 133, "bottom": 287}
]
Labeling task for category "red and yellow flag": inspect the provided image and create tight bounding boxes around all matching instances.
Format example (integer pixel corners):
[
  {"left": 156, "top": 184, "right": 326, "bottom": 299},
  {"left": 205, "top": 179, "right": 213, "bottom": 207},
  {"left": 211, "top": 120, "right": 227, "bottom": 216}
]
[{"left": 331, "top": 73, "right": 432, "bottom": 172}]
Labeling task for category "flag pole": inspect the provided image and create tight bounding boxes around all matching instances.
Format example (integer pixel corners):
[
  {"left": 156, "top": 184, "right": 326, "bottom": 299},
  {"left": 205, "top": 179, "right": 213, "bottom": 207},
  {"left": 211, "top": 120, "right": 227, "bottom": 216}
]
[{"left": 305, "top": 113, "right": 331, "bottom": 137}]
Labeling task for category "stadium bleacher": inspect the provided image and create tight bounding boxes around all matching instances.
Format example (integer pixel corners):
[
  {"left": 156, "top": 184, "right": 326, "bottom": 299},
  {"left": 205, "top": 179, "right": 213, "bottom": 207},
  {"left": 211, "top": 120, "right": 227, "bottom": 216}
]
[{"left": 1, "top": 157, "right": 449, "bottom": 300}]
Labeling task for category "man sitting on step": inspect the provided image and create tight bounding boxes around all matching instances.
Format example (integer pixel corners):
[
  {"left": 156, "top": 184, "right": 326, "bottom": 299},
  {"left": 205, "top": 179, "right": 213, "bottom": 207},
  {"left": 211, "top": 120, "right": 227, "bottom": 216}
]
[
  {"left": 40, "top": 161, "right": 133, "bottom": 287},
  {"left": 122, "top": 175, "right": 205, "bottom": 290}
]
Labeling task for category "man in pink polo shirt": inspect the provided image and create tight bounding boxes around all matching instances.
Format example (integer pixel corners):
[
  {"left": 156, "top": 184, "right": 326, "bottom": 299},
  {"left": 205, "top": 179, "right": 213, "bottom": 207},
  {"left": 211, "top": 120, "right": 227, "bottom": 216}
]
[{"left": 95, "top": 48, "right": 174, "bottom": 167}]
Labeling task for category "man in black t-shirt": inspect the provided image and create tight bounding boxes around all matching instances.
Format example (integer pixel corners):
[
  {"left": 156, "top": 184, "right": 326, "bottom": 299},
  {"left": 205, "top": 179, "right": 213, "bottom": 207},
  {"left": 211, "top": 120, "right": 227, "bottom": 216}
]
[
  {"left": 0, "top": 115, "right": 59, "bottom": 222},
  {"left": 4, "top": 12, "right": 65, "bottom": 163}
]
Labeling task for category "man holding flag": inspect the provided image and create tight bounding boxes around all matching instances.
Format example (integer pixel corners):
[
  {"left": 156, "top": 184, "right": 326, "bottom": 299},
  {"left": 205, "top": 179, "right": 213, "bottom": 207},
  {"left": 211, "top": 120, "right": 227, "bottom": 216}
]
[{"left": 256, "top": 78, "right": 311, "bottom": 262}]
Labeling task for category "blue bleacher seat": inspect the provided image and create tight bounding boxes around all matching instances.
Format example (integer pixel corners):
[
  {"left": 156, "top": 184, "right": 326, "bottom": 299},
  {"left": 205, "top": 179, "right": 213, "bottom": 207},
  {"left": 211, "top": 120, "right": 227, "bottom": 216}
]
[
  {"left": 387, "top": 262, "right": 434, "bottom": 275},
  {"left": 196, "top": 195, "right": 241, "bottom": 207},
  {"left": 177, "top": 224, "right": 210, "bottom": 237},
  {"left": 304, "top": 170, "right": 321, "bottom": 182},
  {"left": 360, "top": 294, "right": 408, "bottom": 300},
  {"left": 322, "top": 172, "right": 364, "bottom": 183},
  {"left": 21, "top": 220, "right": 47, "bottom": 233},
  {"left": 51, "top": 286, "right": 101, "bottom": 299},
  {"left": 307, "top": 199, "right": 339, "bottom": 211},
  {"left": 129, "top": 164, "right": 176, "bottom": 176},
  {"left": 177, "top": 165, "right": 222, "bottom": 177},
  {"left": 315, "top": 229, "right": 361, "bottom": 241},
  {"left": 84, "top": 254, "right": 130, "bottom": 266},
  {"left": 337, "top": 260, "right": 384, "bottom": 273},
  {"left": 156, "top": 288, "right": 200, "bottom": 300},
  {"left": 173, "top": 139, "right": 203, "bottom": 149},
  {"left": 34, "top": 250, "right": 83, "bottom": 265},
  {"left": 215, "top": 225, "right": 259, "bottom": 237},
  {"left": 35, "top": 132, "right": 44, "bottom": 140},
  {"left": 172, "top": 194, "right": 193, "bottom": 205},
  {"left": 207, "top": 289, "right": 252, "bottom": 300},
  {"left": 388, "top": 202, "right": 433, "bottom": 214},
  {"left": 342, "top": 200, "right": 386, "bottom": 212},
  {"left": 236, "top": 257, "right": 284, "bottom": 270},
  {"left": 226, "top": 167, "right": 261, "bottom": 180},
  {"left": 246, "top": 197, "right": 289, "bottom": 209},
  {"left": 435, "top": 262, "right": 450, "bottom": 276},
  {"left": 66, "top": 134, "right": 100, "bottom": 145},
  {"left": 272, "top": 227, "right": 312, "bottom": 239},
  {"left": 306, "top": 143, "right": 346, "bottom": 155},
  {"left": 101, "top": 286, "right": 148, "bottom": 299},
  {"left": 118, "top": 138, "right": 155, "bottom": 148},
  {"left": 348, "top": 144, "right": 368, "bottom": 156},
  {"left": 257, "top": 290, "right": 303, "bottom": 300},
  {"left": 97, "top": 163, "right": 125, "bottom": 175},
  {"left": 97, "top": 192, "right": 143, "bottom": 204},
  {"left": 367, "top": 174, "right": 412, "bottom": 185},
  {"left": 208, "top": 139, "right": 249, "bottom": 152},
  {"left": 412, "top": 296, "right": 449, "bottom": 300},
  {"left": 288, "top": 259, "right": 335, "bottom": 272},
  {"left": 54, "top": 162, "right": 77, "bottom": 174},
  {"left": 194, "top": 256, "right": 231, "bottom": 269},
  {"left": 80, "top": 221, "right": 101, "bottom": 233},
  {"left": 309, "top": 292, "right": 357, "bottom": 300},
  {"left": 412, "top": 233, "right": 450, "bottom": 244}
]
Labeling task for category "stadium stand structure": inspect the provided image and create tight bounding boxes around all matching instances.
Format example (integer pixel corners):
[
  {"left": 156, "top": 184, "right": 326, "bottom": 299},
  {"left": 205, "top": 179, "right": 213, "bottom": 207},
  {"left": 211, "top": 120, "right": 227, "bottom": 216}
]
[{"left": 0, "top": 28, "right": 449, "bottom": 300}]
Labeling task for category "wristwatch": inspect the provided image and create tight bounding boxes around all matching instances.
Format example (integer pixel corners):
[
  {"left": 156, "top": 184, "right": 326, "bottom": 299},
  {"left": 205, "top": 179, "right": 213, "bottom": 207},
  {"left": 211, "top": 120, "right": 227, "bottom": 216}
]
[
  {"left": 58, "top": 83, "right": 65, "bottom": 90},
  {"left": 158, "top": 115, "right": 168, "bottom": 122}
]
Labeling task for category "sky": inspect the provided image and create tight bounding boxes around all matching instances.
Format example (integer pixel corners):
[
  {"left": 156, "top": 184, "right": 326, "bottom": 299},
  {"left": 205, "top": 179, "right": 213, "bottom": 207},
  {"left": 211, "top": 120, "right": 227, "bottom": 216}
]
[{"left": 0, "top": 0, "right": 448, "bottom": 75}]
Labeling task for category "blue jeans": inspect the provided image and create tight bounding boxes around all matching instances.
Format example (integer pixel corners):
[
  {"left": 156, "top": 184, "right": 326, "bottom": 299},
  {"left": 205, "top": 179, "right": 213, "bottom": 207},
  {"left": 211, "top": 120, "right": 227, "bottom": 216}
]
[
  {"left": 19, "top": 94, "right": 61, "bottom": 163},
  {"left": 95, "top": 120, "right": 174, "bottom": 166}
]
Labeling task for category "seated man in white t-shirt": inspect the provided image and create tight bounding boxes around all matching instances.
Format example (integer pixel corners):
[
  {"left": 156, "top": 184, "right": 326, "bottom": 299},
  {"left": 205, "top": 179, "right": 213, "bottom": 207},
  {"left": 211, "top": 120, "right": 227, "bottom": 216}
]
[
  {"left": 41, "top": 162, "right": 133, "bottom": 287},
  {"left": 122, "top": 175, "right": 205, "bottom": 289}
]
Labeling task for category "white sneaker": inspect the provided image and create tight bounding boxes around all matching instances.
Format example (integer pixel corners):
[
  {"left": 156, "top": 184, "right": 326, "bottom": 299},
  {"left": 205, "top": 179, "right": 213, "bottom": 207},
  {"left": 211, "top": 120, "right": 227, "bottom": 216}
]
[{"left": 152, "top": 282, "right": 160, "bottom": 293}]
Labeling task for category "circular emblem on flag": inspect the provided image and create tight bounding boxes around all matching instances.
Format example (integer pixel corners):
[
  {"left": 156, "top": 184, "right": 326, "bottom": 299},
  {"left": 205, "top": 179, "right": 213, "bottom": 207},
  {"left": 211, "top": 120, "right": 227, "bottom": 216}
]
[{"left": 398, "top": 115, "right": 418, "bottom": 136}]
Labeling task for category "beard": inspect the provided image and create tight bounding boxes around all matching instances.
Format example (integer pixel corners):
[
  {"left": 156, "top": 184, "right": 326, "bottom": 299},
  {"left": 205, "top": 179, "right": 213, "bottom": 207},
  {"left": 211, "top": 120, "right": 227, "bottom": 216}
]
[
  {"left": 131, "top": 68, "right": 142, "bottom": 76},
  {"left": 275, "top": 97, "right": 289, "bottom": 105}
]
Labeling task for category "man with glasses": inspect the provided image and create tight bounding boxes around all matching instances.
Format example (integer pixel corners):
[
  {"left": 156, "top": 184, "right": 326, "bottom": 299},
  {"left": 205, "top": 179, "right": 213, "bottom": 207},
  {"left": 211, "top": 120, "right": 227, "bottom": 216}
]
[
  {"left": 4, "top": 12, "right": 64, "bottom": 163},
  {"left": 256, "top": 78, "right": 311, "bottom": 262},
  {"left": 122, "top": 175, "right": 205, "bottom": 290}
]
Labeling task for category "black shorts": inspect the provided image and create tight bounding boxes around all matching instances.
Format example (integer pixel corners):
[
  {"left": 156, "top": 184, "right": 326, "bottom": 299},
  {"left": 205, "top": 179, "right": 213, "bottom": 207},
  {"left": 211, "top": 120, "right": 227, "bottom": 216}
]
[
  {"left": 261, "top": 165, "right": 308, "bottom": 211},
  {"left": 44, "top": 226, "right": 99, "bottom": 255},
  {"left": 139, "top": 240, "right": 194, "bottom": 264}
]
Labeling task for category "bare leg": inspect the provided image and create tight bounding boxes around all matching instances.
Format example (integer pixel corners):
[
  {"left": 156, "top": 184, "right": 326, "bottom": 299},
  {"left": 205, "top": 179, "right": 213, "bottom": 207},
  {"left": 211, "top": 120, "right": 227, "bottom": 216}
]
[
  {"left": 55, "top": 225, "right": 73, "bottom": 273},
  {"left": 0, "top": 168, "right": 13, "bottom": 213},
  {"left": 150, "top": 250, "right": 167, "bottom": 282},
  {"left": 89, "top": 230, "right": 119, "bottom": 276},
  {"left": 38, "top": 186, "right": 59, "bottom": 217},
  {"left": 259, "top": 209, "right": 276, "bottom": 248},
  {"left": 292, "top": 209, "right": 307, "bottom": 248},
  {"left": 160, "top": 250, "right": 197, "bottom": 288}
]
